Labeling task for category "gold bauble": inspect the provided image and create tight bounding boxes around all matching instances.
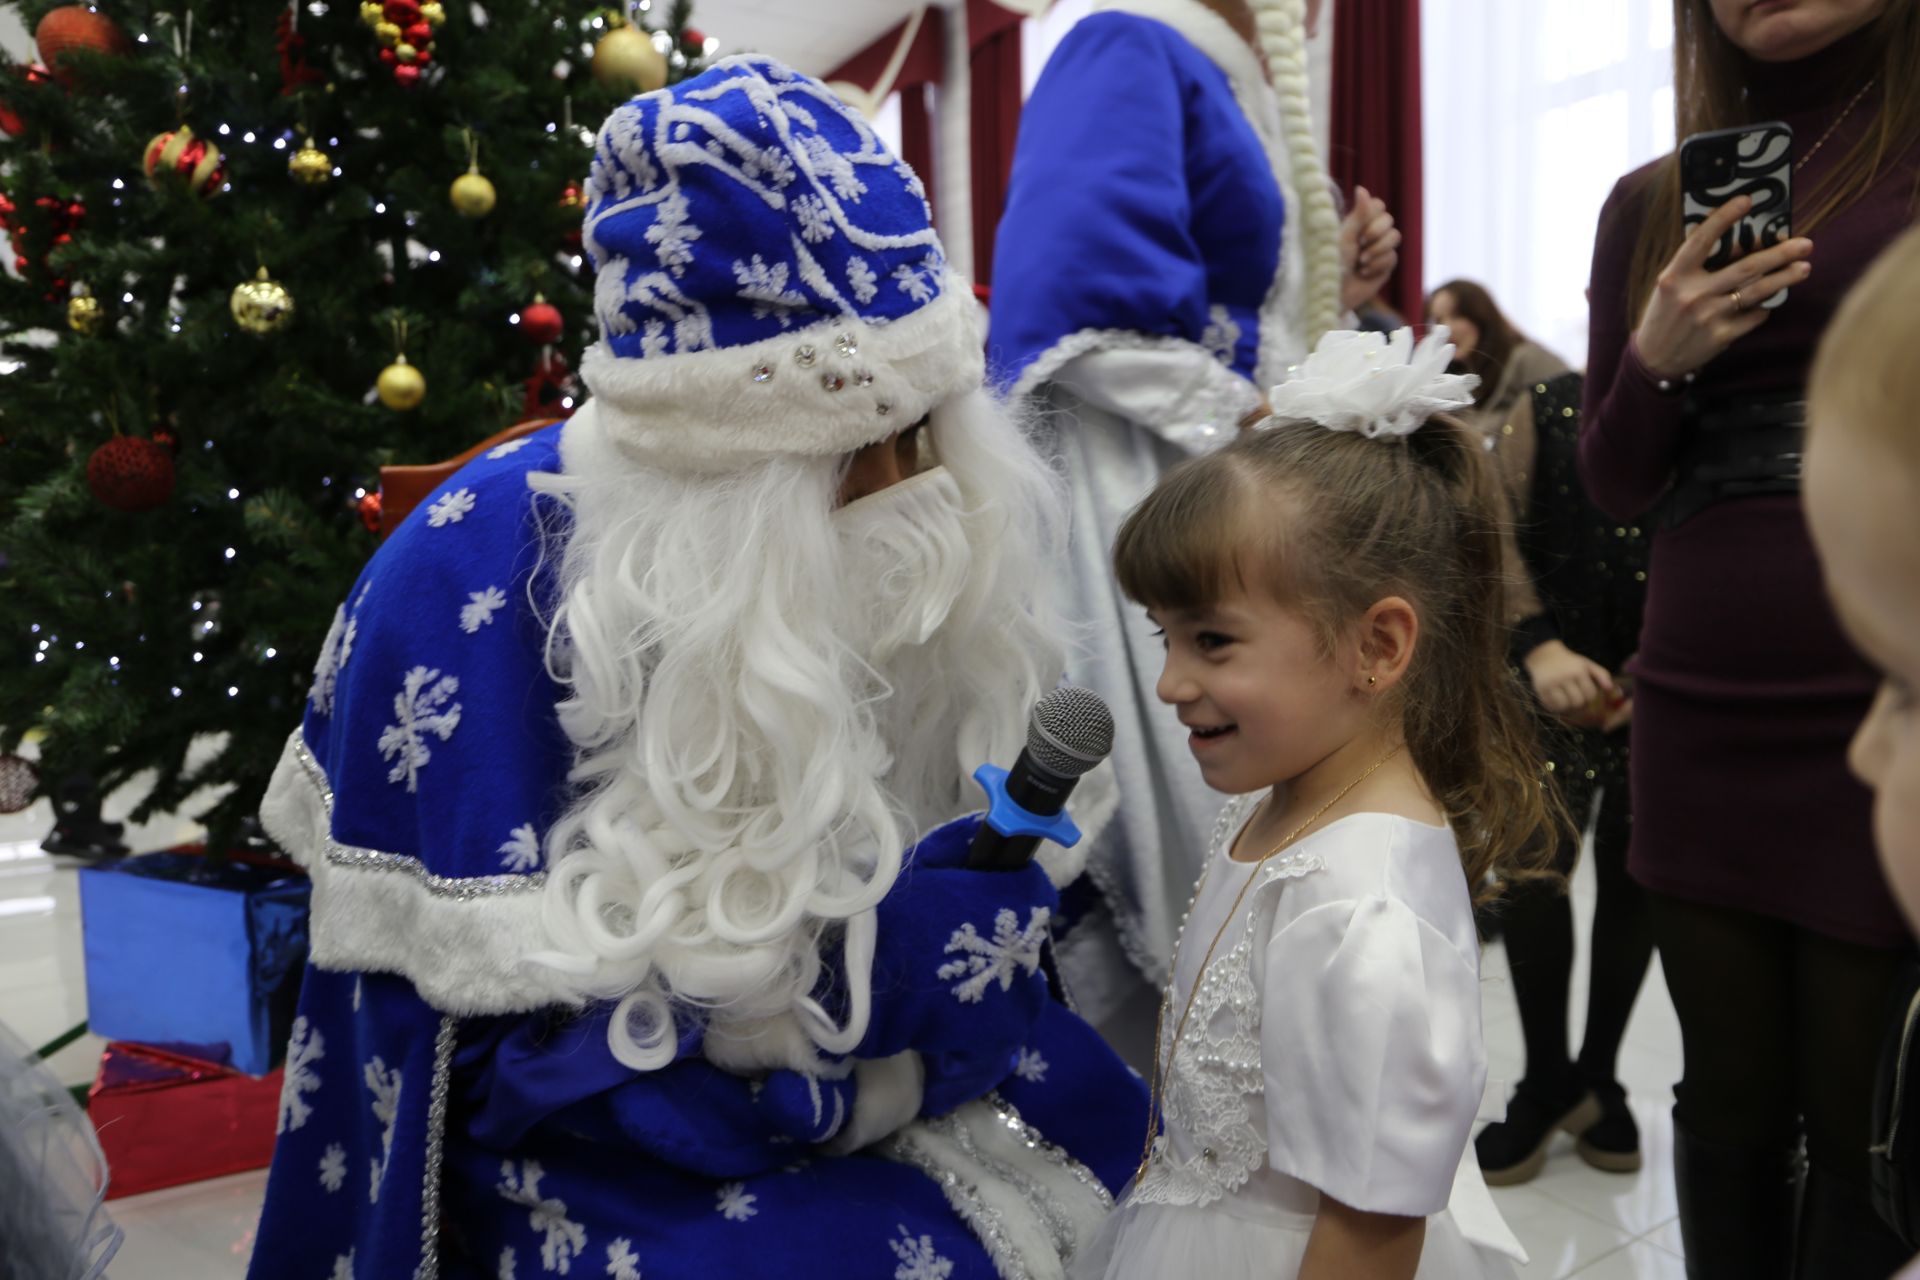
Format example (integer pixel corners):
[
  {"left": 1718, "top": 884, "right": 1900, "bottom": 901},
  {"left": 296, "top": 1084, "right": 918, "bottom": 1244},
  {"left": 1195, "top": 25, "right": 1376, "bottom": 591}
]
[
  {"left": 374, "top": 19, "right": 401, "bottom": 45},
  {"left": 420, "top": 1, "right": 445, "bottom": 25},
  {"left": 358, "top": 1, "right": 381, "bottom": 24},
  {"left": 592, "top": 24, "right": 667, "bottom": 94},
  {"left": 67, "top": 288, "right": 104, "bottom": 335},
  {"left": 230, "top": 267, "right": 295, "bottom": 335},
  {"left": 377, "top": 356, "right": 426, "bottom": 410},
  {"left": 395, "top": 41, "right": 418, "bottom": 62},
  {"left": 450, "top": 166, "right": 496, "bottom": 218},
  {"left": 288, "top": 139, "right": 332, "bottom": 186}
]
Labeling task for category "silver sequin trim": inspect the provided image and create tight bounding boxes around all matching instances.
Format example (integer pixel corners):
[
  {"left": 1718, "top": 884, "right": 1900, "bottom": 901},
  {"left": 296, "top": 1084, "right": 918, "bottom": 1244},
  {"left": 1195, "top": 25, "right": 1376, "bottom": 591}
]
[
  {"left": 412, "top": 1014, "right": 457, "bottom": 1280},
  {"left": 881, "top": 1127, "right": 1032, "bottom": 1280},
  {"left": 923, "top": 1111, "right": 1074, "bottom": 1259},
  {"left": 292, "top": 736, "right": 546, "bottom": 897},
  {"left": 985, "top": 1092, "right": 1116, "bottom": 1212}
]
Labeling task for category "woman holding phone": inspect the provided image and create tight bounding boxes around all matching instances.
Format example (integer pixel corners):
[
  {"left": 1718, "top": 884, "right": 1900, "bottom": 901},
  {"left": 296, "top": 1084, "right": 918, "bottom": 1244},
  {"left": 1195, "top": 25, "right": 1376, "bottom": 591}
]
[{"left": 1579, "top": 1, "right": 1919, "bottom": 1274}]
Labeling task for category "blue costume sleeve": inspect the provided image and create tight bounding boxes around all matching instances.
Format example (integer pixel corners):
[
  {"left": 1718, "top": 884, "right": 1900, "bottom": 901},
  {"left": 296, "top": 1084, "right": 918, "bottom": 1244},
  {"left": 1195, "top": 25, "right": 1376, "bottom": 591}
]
[{"left": 990, "top": 14, "right": 1211, "bottom": 387}]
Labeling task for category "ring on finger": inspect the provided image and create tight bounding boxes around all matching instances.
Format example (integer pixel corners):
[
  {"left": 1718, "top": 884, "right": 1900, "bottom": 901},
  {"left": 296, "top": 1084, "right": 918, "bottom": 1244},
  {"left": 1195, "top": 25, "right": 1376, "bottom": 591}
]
[{"left": 1729, "top": 288, "right": 1745, "bottom": 311}]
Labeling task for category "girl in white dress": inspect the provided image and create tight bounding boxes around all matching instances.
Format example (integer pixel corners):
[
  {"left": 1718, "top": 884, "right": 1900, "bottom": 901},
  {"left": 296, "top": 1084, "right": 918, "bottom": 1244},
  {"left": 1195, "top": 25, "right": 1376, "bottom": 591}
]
[{"left": 1071, "top": 328, "right": 1561, "bottom": 1279}]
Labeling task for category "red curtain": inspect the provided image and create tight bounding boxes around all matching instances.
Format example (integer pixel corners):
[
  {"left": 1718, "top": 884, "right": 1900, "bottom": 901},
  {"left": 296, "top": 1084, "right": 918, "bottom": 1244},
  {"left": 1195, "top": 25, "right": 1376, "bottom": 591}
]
[{"left": 1329, "top": 0, "right": 1424, "bottom": 322}]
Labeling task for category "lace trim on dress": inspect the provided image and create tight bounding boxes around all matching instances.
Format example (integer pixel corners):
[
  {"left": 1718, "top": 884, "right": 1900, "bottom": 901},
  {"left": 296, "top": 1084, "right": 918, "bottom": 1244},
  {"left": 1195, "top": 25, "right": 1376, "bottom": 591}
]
[{"left": 1130, "top": 795, "right": 1324, "bottom": 1209}]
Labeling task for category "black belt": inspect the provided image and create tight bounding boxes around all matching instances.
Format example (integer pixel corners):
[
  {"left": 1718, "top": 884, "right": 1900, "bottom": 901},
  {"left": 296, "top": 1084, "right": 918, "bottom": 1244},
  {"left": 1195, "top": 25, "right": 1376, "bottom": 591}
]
[{"left": 1662, "top": 395, "right": 1805, "bottom": 528}]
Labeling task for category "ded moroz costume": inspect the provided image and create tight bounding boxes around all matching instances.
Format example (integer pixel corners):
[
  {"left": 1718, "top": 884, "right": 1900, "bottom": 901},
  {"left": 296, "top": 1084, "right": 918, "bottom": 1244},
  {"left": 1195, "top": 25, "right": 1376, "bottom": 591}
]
[{"left": 247, "top": 56, "right": 1144, "bottom": 1280}]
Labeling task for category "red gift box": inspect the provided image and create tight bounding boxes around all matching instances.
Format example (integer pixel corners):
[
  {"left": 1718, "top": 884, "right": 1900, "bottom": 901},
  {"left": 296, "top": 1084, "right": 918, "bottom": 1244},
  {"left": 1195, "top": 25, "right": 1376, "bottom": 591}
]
[{"left": 89, "top": 1041, "right": 284, "bottom": 1198}]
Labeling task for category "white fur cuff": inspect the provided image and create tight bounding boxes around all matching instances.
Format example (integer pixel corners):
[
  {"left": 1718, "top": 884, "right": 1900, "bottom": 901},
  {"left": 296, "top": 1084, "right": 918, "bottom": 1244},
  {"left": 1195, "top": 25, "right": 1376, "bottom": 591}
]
[
  {"left": 581, "top": 274, "right": 983, "bottom": 475},
  {"left": 825, "top": 1052, "right": 927, "bottom": 1154}
]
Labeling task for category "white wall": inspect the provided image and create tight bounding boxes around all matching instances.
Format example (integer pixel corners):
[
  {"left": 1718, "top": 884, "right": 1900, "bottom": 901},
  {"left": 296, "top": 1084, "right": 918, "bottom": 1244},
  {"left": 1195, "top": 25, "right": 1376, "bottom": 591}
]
[
  {"left": 0, "top": 7, "right": 31, "bottom": 60},
  {"left": 1421, "top": 0, "right": 1676, "bottom": 367}
]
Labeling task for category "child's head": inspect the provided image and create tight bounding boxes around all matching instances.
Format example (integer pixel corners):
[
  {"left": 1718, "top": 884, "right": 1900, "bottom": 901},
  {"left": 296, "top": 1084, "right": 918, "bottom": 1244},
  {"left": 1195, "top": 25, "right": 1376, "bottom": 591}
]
[
  {"left": 1807, "top": 223, "right": 1920, "bottom": 935},
  {"left": 1113, "top": 404, "right": 1563, "bottom": 893}
]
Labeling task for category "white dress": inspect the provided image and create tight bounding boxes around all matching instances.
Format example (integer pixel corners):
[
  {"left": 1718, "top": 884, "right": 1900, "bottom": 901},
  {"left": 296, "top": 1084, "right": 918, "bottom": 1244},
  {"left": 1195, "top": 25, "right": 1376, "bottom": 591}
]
[{"left": 1071, "top": 799, "right": 1527, "bottom": 1279}]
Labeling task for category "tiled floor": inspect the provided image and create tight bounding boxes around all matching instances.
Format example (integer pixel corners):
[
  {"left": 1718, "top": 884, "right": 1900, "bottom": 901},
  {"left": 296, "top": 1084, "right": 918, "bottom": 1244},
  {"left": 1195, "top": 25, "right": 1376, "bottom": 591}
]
[{"left": 0, "top": 786, "right": 1689, "bottom": 1278}]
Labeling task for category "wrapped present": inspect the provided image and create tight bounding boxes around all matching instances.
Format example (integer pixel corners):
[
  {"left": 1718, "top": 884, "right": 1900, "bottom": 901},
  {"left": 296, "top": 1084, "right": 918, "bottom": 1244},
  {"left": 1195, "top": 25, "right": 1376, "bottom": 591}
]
[
  {"left": 89, "top": 1041, "right": 283, "bottom": 1198},
  {"left": 79, "top": 848, "right": 309, "bottom": 1076}
]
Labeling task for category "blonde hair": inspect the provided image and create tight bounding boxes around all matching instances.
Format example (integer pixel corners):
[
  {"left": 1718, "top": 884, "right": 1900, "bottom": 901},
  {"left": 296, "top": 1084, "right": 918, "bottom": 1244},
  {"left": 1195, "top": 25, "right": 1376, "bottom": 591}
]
[
  {"left": 1810, "top": 221, "right": 1920, "bottom": 467},
  {"left": 1112, "top": 416, "right": 1568, "bottom": 901},
  {"left": 1252, "top": 0, "right": 1344, "bottom": 347}
]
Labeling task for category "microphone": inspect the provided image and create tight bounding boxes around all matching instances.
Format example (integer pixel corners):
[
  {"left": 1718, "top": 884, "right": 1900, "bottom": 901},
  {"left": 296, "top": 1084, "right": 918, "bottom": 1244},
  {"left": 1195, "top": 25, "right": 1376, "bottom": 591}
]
[{"left": 966, "top": 686, "right": 1116, "bottom": 871}]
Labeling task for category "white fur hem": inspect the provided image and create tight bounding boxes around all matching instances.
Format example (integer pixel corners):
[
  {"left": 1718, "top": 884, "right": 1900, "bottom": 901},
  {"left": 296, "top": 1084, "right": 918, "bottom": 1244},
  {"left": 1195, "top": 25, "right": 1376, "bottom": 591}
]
[
  {"left": 258, "top": 729, "right": 578, "bottom": 1016},
  {"left": 1008, "top": 330, "right": 1260, "bottom": 454},
  {"left": 882, "top": 1095, "right": 1113, "bottom": 1280},
  {"left": 580, "top": 273, "right": 983, "bottom": 474}
]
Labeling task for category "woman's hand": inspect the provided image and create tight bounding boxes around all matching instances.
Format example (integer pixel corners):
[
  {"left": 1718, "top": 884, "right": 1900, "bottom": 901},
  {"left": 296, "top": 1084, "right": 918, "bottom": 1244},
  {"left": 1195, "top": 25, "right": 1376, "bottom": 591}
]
[
  {"left": 1524, "top": 639, "right": 1615, "bottom": 715},
  {"left": 1633, "top": 195, "right": 1814, "bottom": 379},
  {"left": 1340, "top": 185, "right": 1401, "bottom": 312}
]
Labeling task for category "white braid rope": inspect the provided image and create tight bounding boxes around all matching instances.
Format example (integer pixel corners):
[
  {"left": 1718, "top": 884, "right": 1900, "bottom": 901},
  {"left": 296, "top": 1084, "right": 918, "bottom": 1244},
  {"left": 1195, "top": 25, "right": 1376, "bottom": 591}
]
[{"left": 1253, "top": 0, "right": 1343, "bottom": 348}]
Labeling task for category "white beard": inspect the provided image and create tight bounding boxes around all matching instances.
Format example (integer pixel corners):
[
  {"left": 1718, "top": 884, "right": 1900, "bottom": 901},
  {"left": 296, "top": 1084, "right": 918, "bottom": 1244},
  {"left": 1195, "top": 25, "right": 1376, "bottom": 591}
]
[{"left": 527, "top": 391, "right": 1067, "bottom": 1073}]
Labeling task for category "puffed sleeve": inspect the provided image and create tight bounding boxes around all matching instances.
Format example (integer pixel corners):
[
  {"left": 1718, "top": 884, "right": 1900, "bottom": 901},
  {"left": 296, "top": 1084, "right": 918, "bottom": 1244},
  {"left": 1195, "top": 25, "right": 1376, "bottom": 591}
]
[{"left": 1257, "top": 896, "right": 1485, "bottom": 1217}]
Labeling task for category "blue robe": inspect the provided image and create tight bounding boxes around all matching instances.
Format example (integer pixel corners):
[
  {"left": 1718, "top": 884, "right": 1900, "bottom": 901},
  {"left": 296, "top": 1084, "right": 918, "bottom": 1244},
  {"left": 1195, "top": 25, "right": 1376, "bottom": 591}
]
[
  {"left": 987, "top": 0, "right": 1310, "bottom": 998},
  {"left": 249, "top": 420, "right": 1147, "bottom": 1280}
]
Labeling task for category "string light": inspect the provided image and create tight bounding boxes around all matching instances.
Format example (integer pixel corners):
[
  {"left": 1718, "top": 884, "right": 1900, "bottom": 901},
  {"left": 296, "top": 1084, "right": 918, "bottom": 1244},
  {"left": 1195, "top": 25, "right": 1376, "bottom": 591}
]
[
  {"left": 223, "top": 547, "right": 236, "bottom": 560},
  {"left": 192, "top": 652, "right": 204, "bottom": 663},
  {"left": 227, "top": 686, "right": 239, "bottom": 697},
  {"left": 242, "top": 131, "right": 256, "bottom": 144},
  {"left": 170, "top": 687, "right": 182, "bottom": 697},
  {"left": 374, "top": 202, "right": 387, "bottom": 214},
  {"left": 227, "top": 487, "right": 240, "bottom": 499}
]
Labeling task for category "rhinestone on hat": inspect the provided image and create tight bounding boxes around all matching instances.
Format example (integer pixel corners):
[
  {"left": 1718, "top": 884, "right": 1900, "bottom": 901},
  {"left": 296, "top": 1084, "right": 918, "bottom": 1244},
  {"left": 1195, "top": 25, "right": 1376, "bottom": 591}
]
[
  {"left": 794, "top": 345, "right": 817, "bottom": 368},
  {"left": 876, "top": 402, "right": 892, "bottom": 416},
  {"left": 821, "top": 373, "right": 845, "bottom": 392},
  {"left": 855, "top": 370, "right": 874, "bottom": 387},
  {"left": 835, "top": 333, "right": 859, "bottom": 358},
  {"left": 751, "top": 364, "right": 775, "bottom": 383}
]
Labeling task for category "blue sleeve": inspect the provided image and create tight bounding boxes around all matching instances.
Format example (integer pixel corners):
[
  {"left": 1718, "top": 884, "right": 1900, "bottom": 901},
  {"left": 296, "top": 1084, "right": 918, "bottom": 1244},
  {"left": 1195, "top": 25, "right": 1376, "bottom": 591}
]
[{"left": 989, "top": 13, "right": 1209, "bottom": 384}]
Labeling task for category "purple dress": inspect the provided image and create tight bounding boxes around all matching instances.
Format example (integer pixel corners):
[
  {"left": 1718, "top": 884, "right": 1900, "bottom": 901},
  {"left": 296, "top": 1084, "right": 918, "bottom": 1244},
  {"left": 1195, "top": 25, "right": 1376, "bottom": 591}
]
[{"left": 1578, "top": 27, "right": 1911, "bottom": 948}]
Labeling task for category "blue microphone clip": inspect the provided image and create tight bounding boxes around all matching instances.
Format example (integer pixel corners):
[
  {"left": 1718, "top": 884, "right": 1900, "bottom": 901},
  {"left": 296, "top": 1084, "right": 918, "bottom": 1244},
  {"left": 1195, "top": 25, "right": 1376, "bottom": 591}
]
[{"left": 972, "top": 764, "right": 1083, "bottom": 849}]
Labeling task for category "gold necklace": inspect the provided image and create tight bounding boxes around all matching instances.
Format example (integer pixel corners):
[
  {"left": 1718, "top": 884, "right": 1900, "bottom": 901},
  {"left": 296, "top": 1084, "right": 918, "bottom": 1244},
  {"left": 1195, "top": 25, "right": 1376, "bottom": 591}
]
[
  {"left": 1133, "top": 744, "right": 1405, "bottom": 1185},
  {"left": 1797, "top": 77, "right": 1876, "bottom": 173}
]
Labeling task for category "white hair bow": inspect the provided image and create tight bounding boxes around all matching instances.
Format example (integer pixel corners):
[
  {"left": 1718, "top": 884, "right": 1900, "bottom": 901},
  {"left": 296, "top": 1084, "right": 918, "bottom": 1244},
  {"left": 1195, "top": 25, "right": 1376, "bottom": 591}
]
[{"left": 1265, "top": 326, "right": 1479, "bottom": 439}]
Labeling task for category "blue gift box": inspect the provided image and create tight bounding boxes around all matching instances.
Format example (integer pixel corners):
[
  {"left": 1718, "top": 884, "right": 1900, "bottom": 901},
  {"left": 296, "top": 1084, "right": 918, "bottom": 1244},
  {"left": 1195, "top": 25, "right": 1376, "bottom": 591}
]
[{"left": 78, "top": 850, "right": 311, "bottom": 1077}]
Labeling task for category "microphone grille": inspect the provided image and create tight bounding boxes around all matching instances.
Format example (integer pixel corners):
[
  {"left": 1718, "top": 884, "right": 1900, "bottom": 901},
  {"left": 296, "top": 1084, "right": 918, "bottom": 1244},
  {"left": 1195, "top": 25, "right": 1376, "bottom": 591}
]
[{"left": 1026, "top": 685, "right": 1115, "bottom": 778}]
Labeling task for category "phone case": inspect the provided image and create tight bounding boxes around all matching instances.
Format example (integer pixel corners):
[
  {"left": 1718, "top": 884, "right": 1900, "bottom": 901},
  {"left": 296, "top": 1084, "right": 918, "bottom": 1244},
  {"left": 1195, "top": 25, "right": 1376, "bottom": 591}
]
[{"left": 1680, "top": 121, "right": 1794, "bottom": 309}]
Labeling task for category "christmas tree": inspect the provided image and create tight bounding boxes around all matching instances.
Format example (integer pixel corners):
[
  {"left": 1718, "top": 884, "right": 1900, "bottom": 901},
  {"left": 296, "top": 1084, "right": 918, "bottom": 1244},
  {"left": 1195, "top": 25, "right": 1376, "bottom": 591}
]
[{"left": 0, "top": 0, "right": 713, "bottom": 849}]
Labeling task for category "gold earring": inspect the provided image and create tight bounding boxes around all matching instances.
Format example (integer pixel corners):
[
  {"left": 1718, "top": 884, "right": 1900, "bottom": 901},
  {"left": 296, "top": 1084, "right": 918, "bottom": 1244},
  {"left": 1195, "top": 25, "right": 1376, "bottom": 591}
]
[{"left": 1367, "top": 675, "right": 1378, "bottom": 688}]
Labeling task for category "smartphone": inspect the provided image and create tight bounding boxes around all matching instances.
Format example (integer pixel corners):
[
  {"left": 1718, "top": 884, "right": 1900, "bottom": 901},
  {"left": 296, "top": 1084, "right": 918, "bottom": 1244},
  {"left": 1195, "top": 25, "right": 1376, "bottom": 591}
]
[{"left": 1679, "top": 121, "right": 1794, "bottom": 309}]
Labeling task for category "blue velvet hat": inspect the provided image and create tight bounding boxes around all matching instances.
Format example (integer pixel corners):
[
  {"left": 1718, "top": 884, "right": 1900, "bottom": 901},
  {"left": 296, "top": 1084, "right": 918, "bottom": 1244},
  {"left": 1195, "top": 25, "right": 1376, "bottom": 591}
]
[{"left": 579, "top": 56, "right": 978, "bottom": 472}]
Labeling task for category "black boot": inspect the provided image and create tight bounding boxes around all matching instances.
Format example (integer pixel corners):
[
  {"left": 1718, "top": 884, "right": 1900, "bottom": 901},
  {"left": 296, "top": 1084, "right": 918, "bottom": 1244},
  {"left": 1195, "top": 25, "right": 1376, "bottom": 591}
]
[
  {"left": 1575, "top": 1079, "right": 1642, "bottom": 1174},
  {"left": 1475, "top": 1074, "right": 1599, "bottom": 1185},
  {"left": 1793, "top": 1163, "right": 1911, "bottom": 1278},
  {"left": 1672, "top": 1112, "right": 1795, "bottom": 1280}
]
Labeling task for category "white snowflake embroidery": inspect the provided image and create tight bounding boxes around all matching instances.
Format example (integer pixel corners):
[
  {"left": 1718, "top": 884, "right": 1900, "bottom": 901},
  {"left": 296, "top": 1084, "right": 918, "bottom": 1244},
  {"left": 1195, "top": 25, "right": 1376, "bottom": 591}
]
[
  {"left": 498, "top": 1160, "right": 588, "bottom": 1274},
  {"left": 594, "top": 253, "right": 641, "bottom": 337},
  {"left": 889, "top": 1226, "right": 953, "bottom": 1280},
  {"left": 308, "top": 605, "right": 348, "bottom": 716},
  {"left": 936, "top": 906, "right": 1051, "bottom": 1004},
  {"left": 330, "top": 1251, "right": 356, "bottom": 1280},
  {"left": 594, "top": 105, "right": 656, "bottom": 201},
  {"left": 427, "top": 488, "right": 477, "bottom": 527},
  {"left": 715, "top": 1181, "right": 759, "bottom": 1221},
  {"left": 892, "top": 255, "right": 941, "bottom": 304},
  {"left": 751, "top": 145, "right": 797, "bottom": 190},
  {"left": 488, "top": 437, "right": 533, "bottom": 460},
  {"left": 499, "top": 823, "right": 541, "bottom": 873},
  {"left": 460, "top": 586, "right": 507, "bottom": 634},
  {"left": 732, "top": 254, "right": 808, "bottom": 326},
  {"left": 846, "top": 256, "right": 878, "bottom": 305},
  {"left": 802, "top": 133, "right": 867, "bottom": 202},
  {"left": 896, "top": 163, "right": 927, "bottom": 201},
  {"left": 364, "top": 1056, "right": 402, "bottom": 1205},
  {"left": 499, "top": 1247, "right": 518, "bottom": 1280},
  {"left": 792, "top": 194, "right": 835, "bottom": 244},
  {"left": 640, "top": 319, "right": 668, "bottom": 359},
  {"left": 319, "top": 1143, "right": 348, "bottom": 1193},
  {"left": 604, "top": 1239, "right": 640, "bottom": 1280},
  {"left": 278, "top": 1016, "right": 324, "bottom": 1134},
  {"left": 377, "top": 666, "right": 463, "bottom": 792},
  {"left": 1202, "top": 305, "right": 1243, "bottom": 365},
  {"left": 645, "top": 190, "right": 703, "bottom": 277},
  {"left": 1013, "top": 1047, "right": 1049, "bottom": 1084}
]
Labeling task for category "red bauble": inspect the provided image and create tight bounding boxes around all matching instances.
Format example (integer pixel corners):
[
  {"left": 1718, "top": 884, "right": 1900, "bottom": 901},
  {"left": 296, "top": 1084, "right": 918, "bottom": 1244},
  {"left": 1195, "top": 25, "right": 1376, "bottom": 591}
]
[
  {"left": 356, "top": 490, "right": 383, "bottom": 534},
  {"left": 393, "top": 63, "right": 421, "bottom": 85},
  {"left": 35, "top": 7, "right": 131, "bottom": 86},
  {"left": 86, "top": 437, "right": 175, "bottom": 513},
  {"left": 0, "top": 104, "right": 23, "bottom": 138},
  {"left": 519, "top": 298, "right": 564, "bottom": 345},
  {"left": 382, "top": 0, "right": 421, "bottom": 24},
  {"left": 378, "top": 47, "right": 397, "bottom": 65},
  {"left": 521, "top": 350, "right": 576, "bottom": 419},
  {"left": 683, "top": 26, "right": 706, "bottom": 49},
  {"left": 144, "top": 128, "right": 226, "bottom": 198},
  {"left": 411, "top": 48, "right": 431, "bottom": 67},
  {"left": 405, "top": 21, "right": 432, "bottom": 44}
]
